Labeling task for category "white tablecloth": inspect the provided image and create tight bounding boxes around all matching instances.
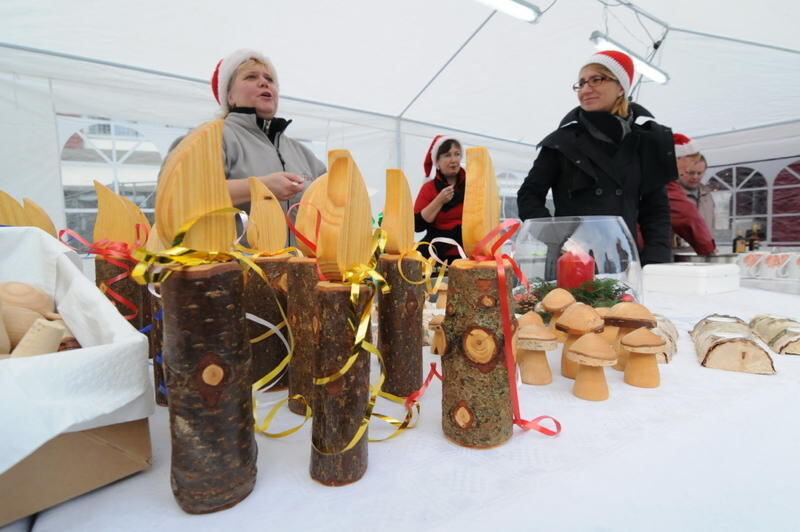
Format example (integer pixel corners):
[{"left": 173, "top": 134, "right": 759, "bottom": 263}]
[{"left": 18, "top": 288, "right": 800, "bottom": 531}]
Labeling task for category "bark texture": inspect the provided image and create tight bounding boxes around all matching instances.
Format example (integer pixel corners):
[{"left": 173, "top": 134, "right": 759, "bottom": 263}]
[
  {"left": 749, "top": 315, "right": 800, "bottom": 355},
  {"left": 378, "top": 254, "right": 424, "bottom": 397},
  {"left": 161, "top": 262, "right": 257, "bottom": 513},
  {"left": 95, "top": 257, "right": 145, "bottom": 329},
  {"left": 441, "top": 259, "right": 514, "bottom": 448},
  {"left": 310, "top": 282, "right": 370, "bottom": 486},
  {"left": 244, "top": 256, "right": 290, "bottom": 389},
  {"left": 690, "top": 314, "right": 775, "bottom": 375},
  {"left": 287, "top": 257, "right": 320, "bottom": 415},
  {"left": 149, "top": 292, "right": 167, "bottom": 406}
]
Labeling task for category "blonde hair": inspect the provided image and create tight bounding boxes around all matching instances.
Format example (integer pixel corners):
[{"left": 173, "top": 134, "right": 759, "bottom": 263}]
[
  {"left": 584, "top": 63, "right": 629, "bottom": 118},
  {"left": 223, "top": 58, "right": 278, "bottom": 116}
]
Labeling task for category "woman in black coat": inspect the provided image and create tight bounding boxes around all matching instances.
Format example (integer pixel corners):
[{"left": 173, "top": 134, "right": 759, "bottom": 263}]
[{"left": 516, "top": 50, "right": 677, "bottom": 265}]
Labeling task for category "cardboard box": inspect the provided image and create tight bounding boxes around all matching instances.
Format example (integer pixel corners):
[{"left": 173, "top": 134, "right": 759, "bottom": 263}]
[
  {"left": 0, "top": 419, "right": 151, "bottom": 526},
  {"left": 0, "top": 227, "right": 154, "bottom": 525}
]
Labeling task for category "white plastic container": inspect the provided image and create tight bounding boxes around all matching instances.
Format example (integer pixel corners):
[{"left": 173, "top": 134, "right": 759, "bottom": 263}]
[{"left": 643, "top": 263, "right": 740, "bottom": 295}]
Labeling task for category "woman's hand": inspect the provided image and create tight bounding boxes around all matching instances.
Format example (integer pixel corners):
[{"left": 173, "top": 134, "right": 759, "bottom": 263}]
[
  {"left": 435, "top": 185, "right": 455, "bottom": 205},
  {"left": 259, "top": 172, "right": 306, "bottom": 200}
]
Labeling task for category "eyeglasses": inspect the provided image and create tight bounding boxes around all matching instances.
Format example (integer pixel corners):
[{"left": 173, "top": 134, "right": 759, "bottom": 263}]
[{"left": 572, "top": 76, "right": 616, "bottom": 92}]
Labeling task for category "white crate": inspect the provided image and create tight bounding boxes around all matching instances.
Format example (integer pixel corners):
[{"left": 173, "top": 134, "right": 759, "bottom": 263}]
[{"left": 643, "top": 263, "right": 740, "bottom": 295}]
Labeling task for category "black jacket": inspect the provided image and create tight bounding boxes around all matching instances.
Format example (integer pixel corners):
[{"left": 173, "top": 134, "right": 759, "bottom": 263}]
[{"left": 516, "top": 103, "right": 677, "bottom": 265}]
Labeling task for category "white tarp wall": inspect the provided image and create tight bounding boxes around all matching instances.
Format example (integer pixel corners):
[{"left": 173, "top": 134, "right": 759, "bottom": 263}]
[{"left": 1, "top": 0, "right": 798, "bottom": 232}]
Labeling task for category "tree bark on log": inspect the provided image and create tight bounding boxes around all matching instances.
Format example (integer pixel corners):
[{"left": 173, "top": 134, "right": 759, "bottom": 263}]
[
  {"left": 244, "top": 255, "right": 290, "bottom": 389},
  {"left": 749, "top": 315, "right": 800, "bottom": 355},
  {"left": 310, "top": 282, "right": 370, "bottom": 486},
  {"left": 161, "top": 262, "right": 257, "bottom": 513},
  {"left": 95, "top": 257, "right": 145, "bottom": 329},
  {"left": 690, "top": 314, "right": 775, "bottom": 375},
  {"left": 148, "top": 291, "right": 167, "bottom": 406},
  {"left": 441, "top": 259, "right": 514, "bottom": 448},
  {"left": 287, "top": 257, "right": 320, "bottom": 415},
  {"left": 377, "top": 254, "right": 424, "bottom": 397}
]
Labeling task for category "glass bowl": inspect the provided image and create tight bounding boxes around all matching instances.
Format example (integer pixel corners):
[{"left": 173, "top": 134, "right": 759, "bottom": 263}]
[{"left": 511, "top": 215, "right": 643, "bottom": 302}]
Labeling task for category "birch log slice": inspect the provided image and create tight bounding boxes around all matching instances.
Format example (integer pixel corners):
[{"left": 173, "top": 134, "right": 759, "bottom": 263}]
[
  {"left": 749, "top": 315, "right": 800, "bottom": 355},
  {"left": 244, "top": 255, "right": 290, "bottom": 389},
  {"left": 155, "top": 120, "right": 235, "bottom": 251},
  {"left": 161, "top": 262, "right": 256, "bottom": 513},
  {"left": 316, "top": 150, "right": 373, "bottom": 281},
  {"left": 287, "top": 257, "right": 320, "bottom": 415},
  {"left": 461, "top": 147, "right": 500, "bottom": 257},
  {"left": 22, "top": 198, "right": 57, "bottom": 237},
  {"left": 310, "top": 282, "right": 370, "bottom": 486},
  {"left": 441, "top": 259, "right": 514, "bottom": 448},
  {"left": 653, "top": 314, "right": 679, "bottom": 364},
  {"left": 378, "top": 254, "right": 424, "bottom": 396},
  {"left": 294, "top": 173, "right": 328, "bottom": 258},
  {"left": 691, "top": 314, "right": 775, "bottom": 374}
]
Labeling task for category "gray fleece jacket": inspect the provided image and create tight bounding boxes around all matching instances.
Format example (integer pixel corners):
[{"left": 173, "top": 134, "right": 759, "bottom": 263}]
[{"left": 222, "top": 110, "right": 326, "bottom": 212}]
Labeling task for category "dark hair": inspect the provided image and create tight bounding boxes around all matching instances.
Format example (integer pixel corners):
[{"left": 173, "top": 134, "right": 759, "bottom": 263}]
[{"left": 436, "top": 139, "right": 462, "bottom": 159}]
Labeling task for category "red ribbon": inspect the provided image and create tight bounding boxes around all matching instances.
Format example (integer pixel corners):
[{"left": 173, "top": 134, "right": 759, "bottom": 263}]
[
  {"left": 286, "top": 202, "right": 328, "bottom": 281},
  {"left": 472, "top": 220, "right": 562, "bottom": 437},
  {"left": 286, "top": 201, "right": 321, "bottom": 258},
  {"left": 405, "top": 362, "right": 443, "bottom": 407},
  {"left": 58, "top": 228, "right": 142, "bottom": 320}
]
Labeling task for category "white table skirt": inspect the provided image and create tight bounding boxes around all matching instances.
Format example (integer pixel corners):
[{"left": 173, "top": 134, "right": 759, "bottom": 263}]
[{"left": 26, "top": 287, "right": 800, "bottom": 532}]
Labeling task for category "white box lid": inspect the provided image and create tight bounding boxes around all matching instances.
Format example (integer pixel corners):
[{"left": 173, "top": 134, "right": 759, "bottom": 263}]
[{"left": 643, "top": 263, "right": 739, "bottom": 279}]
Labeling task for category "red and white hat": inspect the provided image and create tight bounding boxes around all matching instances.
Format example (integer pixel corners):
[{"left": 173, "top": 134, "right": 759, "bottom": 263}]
[
  {"left": 210, "top": 49, "right": 277, "bottom": 113},
  {"left": 423, "top": 135, "right": 461, "bottom": 178},
  {"left": 673, "top": 133, "right": 699, "bottom": 158},
  {"left": 582, "top": 50, "right": 635, "bottom": 96}
]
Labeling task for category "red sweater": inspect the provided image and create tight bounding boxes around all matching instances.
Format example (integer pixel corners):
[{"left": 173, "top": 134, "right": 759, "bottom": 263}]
[{"left": 666, "top": 181, "right": 716, "bottom": 255}]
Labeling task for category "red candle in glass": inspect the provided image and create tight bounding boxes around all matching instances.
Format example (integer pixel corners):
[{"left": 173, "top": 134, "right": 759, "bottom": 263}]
[{"left": 557, "top": 249, "right": 595, "bottom": 289}]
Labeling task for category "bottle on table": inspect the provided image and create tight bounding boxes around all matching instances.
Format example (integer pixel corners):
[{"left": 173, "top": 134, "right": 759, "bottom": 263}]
[
  {"left": 747, "top": 224, "right": 761, "bottom": 251},
  {"left": 732, "top": 231, "right": 747, "bottom": 253}
]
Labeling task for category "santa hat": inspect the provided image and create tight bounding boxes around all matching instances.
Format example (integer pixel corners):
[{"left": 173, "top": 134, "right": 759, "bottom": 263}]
[
  {"left": 582, "top": 50, "right": 634, "bottom": 96},
  {"left": 673, "top": 133, "right": 699, "bottom": 158},
  {"left": 210, "top": 49, "right": 277, "bottom": 113},
  {"left": 423, "top": 135, "right": 461, "bottom": 178}
]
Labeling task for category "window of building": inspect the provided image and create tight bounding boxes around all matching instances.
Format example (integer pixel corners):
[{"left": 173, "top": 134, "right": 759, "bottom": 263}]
[
  {"left": 59, "top": 116, "right": 169, "bottom": 243},
  {"left": 706, "top": 166, "right": 768, "bottom": 242},
  {"left": 772, "top": 160, "right": 800, "bottom": 244}
]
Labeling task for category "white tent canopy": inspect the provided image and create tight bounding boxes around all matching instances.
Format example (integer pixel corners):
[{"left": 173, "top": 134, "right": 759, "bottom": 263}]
[{"left": 1, "top": 0, "right": 798, "bottom": 229}]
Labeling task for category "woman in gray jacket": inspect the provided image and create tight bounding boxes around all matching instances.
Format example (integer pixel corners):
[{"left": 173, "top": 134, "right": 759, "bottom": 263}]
[{"left": 210, "top": 49, "right": 326, "bottom": 211}]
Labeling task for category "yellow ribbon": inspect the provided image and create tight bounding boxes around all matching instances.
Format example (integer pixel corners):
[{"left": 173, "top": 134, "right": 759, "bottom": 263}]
[
  {"left": 396, "top": 241, "right": 448, "bottom": 295},
  {"left": 311, "top": 228, "right": 417, "bottom": 455},
  {"left": 128, "top": 207, "right": 308, "bottom": 436}
]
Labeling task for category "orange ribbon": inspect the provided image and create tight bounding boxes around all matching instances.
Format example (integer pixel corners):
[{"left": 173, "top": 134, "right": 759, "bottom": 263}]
[{"left": 472, "top": 219, "right": 561, "bottom": 437}]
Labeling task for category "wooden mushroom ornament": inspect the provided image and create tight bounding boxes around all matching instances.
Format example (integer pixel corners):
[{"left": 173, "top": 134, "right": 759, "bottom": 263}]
[
  {"left": 517, "top": 325, "right": 557, "bottom": 385},
  {"left": 429, "top": 314, "right": 446, "bottom": 355},
  {"left": 512, "top": 310, "right": 545, "bottom": 360},
  {"left": 603, "top": 302, "right": 657, "bottom": 371},
  {"left": 555, "top": 303, "right": 604, "bottom": 379},
  {"left": 566, "top": 332, "right": 617, "bottom": 401},
  {"left": 621, "top": 327, "right": 665, "bottom": 388},
  {"left": 540, "top": 288, "right": 575, "bottom": 339}
]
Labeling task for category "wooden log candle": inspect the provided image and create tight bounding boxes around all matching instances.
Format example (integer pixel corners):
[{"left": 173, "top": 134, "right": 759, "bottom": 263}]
[
  {"left": 441, "top": 259, "right": 514, "bottom": 448},
  {"left": 287, "top": 257, "right": 320, "bottom": 415},
  {"left": 310, "top": 282, "right": 371, "bottom": 486},
  {"left": 149, "top": 291, "right": 167, "bottom": 406},
  {"left": 377, "top": 168, "right": 423, "bottom": 397},
  {"left": 244, "top": 255, "right": 290, "bottom": 389},
  {"left": 161, "top": 262, "right": 257, "bottom": 513},
  {"left": 377, "top": 254, "right": 424, "bottom": 396}
]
